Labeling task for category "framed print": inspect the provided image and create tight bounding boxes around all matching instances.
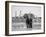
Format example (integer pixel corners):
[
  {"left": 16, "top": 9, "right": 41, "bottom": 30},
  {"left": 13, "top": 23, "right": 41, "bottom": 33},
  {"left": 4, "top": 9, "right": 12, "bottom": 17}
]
[{"left": 5, "top": 1, "right": 45, "bottom": 36}]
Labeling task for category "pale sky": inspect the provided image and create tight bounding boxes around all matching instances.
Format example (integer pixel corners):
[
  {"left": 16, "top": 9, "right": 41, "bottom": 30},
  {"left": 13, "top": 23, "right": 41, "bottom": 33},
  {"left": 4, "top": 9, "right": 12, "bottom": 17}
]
[{"left": 11, "top": 5, "right": 41, "bottom": 17}]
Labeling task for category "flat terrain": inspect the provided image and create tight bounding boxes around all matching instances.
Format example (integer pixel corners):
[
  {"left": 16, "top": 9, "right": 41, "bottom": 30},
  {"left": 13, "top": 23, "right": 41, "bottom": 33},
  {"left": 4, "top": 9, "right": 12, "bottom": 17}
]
[
  {"left": 12, "top": 22, "right": 41, "bottom": 31},
  {"left": 12, "top": 17, "right": 41, "bottom": 31}
]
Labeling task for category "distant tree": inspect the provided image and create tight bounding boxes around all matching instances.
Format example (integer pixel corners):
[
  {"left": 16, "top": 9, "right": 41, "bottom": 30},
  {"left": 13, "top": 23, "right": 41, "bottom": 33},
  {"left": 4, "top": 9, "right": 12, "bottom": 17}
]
[
  {"left": 16, "top": 17, "right": 18, "bottom": 19},
  {"left": 12, "top": 17, "right": 15, "bottom": 23}
]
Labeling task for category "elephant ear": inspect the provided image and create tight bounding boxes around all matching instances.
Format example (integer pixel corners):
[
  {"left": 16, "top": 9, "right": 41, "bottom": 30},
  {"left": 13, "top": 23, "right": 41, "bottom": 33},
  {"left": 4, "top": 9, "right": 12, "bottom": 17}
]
[
  {"left": 30, "top": 14, "right": 35, "bottom": 19},
  {"left": 23, "top": 14, "right": 28, "bottom": 19},
  {"left": 23, "top": 13, "right": 35, "bottom": 19},
  {"left": 27, "top": 13, "right": 35, "bottom": 19}
]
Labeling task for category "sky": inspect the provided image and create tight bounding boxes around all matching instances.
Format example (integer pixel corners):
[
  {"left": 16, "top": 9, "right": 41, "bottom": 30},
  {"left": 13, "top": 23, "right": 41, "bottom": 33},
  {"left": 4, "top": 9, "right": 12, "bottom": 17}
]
[{"left": 11, "top": 5, "right": 41, "bottom": 17}]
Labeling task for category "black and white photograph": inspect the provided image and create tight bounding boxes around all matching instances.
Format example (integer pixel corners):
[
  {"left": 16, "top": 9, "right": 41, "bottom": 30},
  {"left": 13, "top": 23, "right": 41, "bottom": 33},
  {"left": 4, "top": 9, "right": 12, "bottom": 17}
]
[
  {"left": 5, "top": 1, "right": 45, "bottom": 36},
  {"left": 12, "top": 5, "right": 41, "bottom": 31}
]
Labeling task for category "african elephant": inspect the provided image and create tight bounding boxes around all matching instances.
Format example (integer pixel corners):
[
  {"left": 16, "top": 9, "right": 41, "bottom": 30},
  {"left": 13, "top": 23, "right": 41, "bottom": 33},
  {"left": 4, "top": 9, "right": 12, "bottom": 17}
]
[{"left": 23, "top": 14, "right": 34, "bottom": 28}]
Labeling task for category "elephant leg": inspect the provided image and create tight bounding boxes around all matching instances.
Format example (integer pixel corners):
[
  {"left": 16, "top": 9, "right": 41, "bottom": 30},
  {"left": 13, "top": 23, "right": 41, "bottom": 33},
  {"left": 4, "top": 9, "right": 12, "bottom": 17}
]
[{"left": 29, "top": 23, "right": 32, "bottom": 28}]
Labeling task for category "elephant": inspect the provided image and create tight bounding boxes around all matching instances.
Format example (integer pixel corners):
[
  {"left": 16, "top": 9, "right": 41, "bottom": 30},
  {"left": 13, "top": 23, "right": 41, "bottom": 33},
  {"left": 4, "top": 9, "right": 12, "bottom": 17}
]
[{"left": 23, "top": 14, "right": 34, "bottom": 28}]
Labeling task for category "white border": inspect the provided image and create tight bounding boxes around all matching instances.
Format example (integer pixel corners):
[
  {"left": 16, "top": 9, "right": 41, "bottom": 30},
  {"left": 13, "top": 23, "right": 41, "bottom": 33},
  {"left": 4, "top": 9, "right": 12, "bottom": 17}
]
[{"left": 9, "top": 3, "right": 44, "bottom": 34}]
